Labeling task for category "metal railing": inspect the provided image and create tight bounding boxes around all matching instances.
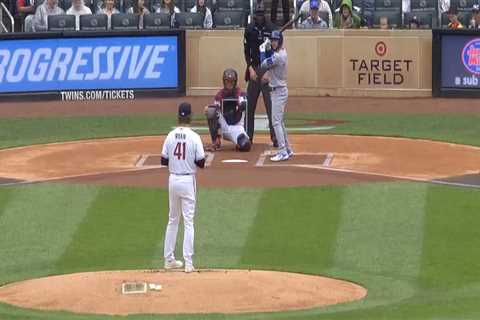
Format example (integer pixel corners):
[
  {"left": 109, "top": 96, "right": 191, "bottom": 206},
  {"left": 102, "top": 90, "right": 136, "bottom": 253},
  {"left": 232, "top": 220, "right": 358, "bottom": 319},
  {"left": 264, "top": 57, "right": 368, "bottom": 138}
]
[{"left": 0, "top": 2, "right": 14, "bottom": 32}]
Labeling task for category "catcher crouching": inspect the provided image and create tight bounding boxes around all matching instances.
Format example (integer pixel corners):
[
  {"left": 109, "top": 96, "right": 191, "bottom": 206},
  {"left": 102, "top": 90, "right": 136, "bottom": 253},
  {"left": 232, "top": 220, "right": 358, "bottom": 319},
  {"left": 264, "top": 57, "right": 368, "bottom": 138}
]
[{"left": 205, "top": 68, "right": 252, "bottom": 152}]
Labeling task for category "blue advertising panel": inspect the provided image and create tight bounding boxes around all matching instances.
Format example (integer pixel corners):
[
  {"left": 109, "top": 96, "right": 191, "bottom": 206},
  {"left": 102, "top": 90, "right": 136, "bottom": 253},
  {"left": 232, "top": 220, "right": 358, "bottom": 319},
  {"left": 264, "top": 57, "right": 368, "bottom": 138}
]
[
  {"left": 0, "top": 35, "right": 179, "bottom": 93},
  {"left": 441, "top": 35, "right": 480, "bottom": 89}
]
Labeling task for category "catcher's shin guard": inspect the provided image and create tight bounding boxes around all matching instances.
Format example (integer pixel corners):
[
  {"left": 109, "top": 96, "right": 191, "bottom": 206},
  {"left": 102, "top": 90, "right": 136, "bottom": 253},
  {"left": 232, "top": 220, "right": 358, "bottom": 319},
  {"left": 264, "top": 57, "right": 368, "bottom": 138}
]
[{"left": 206, "top": 106, "right": 220, "bottom": 143}]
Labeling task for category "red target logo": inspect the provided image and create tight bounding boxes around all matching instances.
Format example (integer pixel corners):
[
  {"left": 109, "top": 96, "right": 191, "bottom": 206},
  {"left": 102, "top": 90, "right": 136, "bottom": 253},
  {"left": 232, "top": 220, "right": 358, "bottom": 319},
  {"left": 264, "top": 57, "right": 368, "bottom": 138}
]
[{"left": 375, "top": 41, "right": 387, "bottom": 56}]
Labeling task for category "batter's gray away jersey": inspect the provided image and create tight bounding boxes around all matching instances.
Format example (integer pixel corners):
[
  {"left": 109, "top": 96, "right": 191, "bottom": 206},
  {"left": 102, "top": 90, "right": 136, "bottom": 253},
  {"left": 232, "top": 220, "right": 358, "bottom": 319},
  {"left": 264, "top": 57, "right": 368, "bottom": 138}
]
[
  {"left": 261, "top": 48, "right": 288, "bottom": 88},
  {"left": 162, "top": 127, "right": 205, "bottom": 175}
]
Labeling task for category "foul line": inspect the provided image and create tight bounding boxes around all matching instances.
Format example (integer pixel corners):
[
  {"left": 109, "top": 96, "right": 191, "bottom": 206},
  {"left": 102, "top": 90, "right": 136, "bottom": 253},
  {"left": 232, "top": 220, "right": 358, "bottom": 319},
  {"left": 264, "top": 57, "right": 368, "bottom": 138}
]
[
  {"left": 256, "top": 149, "right": 272, "bottom": 167},
  {"left": 323, "top": 153, "right": 334, "bottom": 167},
  {"left": 135, "top": 155, "right": 150, "bottom": 168},
  {"left": 267, "top": 163, "right": 480, "bottom": 189}
]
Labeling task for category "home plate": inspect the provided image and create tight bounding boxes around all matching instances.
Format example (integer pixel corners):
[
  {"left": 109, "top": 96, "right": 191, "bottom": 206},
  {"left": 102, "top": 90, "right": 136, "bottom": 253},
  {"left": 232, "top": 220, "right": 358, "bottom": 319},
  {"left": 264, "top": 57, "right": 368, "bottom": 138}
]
[{"left": 222, "top": 159, "right": 248, "bottom": 163}]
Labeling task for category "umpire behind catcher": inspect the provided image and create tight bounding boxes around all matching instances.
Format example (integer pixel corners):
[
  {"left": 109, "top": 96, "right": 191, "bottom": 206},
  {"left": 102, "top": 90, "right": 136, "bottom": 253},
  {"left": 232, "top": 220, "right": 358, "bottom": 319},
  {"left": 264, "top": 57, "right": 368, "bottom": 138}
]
[{"left": 243, "top": 2, "right": 277, "bottom": 147}]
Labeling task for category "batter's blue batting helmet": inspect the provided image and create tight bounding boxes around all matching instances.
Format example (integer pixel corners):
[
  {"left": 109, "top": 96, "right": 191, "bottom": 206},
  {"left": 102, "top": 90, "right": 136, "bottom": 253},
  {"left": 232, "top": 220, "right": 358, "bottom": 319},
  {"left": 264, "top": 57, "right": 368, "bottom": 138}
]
[{"left": 270, "top": 30, "right": 283, "bottom": 49}]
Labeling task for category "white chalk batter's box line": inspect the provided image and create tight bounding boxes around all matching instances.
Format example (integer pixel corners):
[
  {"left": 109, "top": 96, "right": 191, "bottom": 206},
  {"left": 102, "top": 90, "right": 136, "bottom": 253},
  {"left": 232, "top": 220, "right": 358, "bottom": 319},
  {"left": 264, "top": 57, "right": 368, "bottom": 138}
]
[
  {"left": 135, "top": 153, "right": 215, "bottom": 168},
  {"left": 256, "top": 150, "right": 334, "bottom": 167}
]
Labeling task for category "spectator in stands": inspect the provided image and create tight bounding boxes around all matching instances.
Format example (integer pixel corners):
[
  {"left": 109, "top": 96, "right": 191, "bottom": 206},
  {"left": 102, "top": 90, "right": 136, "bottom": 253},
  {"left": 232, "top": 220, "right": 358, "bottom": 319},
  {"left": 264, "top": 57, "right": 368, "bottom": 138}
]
[
  {"left": 97, "top": 0, "right": 119, "bottom": 29},
  {"left": 33, "top": 0, "right": 65, "bottom": 31},
  {"left": 155, "top": 0, "right": 180, "bottom": 14},
  {"left": 271, "top": 0, "right": 290, "bottom": 26},
  {"left": 334, "top": 0, "right": 360, "bottom": 28},
  {"left": 127, "top": 0, "right": 150, "bottom": 28},
  {"left": 300, "top": 0, "right": 328, "bottom": 28},
  {"left": 379, "top": 15, "right": 388, "bottom": 29},
  {"left": 408, "top": 15, "right": 419, "bottom": 28},
  {"left": 16, "top": 0, "right": 35, "bottom": 31},
  {"left": 190, "top": 0, "right": 212, "bottom": 28},
  {"left": 439, "top": 0, "right": 449, "bottom": 13},
  {"left": 447, "top": 5, "right": 463, "bottom": 29},
  {"left": 402, "top": 0, "right": 410, "bottom": 15},
  {"left": 155, "top": 0, "right": 179, "bottom": 27},
  {"left": 299, "top": 0, "right": 332, "bottom": 28},
  {"left": 67, "top": 0, "right": 92, "bottom": 30},
  {"left": 469, "top": 4, "right": 480, "bottom": 29}
]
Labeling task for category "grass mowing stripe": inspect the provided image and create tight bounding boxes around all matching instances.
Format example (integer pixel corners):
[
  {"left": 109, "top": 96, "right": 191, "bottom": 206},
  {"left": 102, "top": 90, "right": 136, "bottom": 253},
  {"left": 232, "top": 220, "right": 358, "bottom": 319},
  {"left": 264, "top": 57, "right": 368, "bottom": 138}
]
[
  {"left": 0, "top": 187, "right": 14, "bottom": 220},
  {"left": 151, "top": 188, "right": 263, "bottom": 269},
  {"left": 56, "top": 187, "right": 168, "bottom": 273},
  {"left": 420, "top": 185, "right": 480, "bottom": 290},
  {"left": 0, "top": 184, "right": 98, "bottom": 285},
  {"left": 195, "top": 188, "right": 264, "bottom": 269},
  {"left": 334, "top": 182, "right": 427, "bottom": 278},
  {"left": 240, "top": 187, "right": 344, "bottom": 273}
]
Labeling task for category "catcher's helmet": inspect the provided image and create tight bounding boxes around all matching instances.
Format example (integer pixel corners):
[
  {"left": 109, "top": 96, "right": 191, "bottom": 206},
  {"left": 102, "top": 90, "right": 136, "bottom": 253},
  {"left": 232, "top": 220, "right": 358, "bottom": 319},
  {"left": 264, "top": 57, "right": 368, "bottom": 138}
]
[
  {"left": 222, "top": 68, "right": 238, "bottom": 90},
  {"left": 270, "top": 30, "right": 283, "bottom": 49}
]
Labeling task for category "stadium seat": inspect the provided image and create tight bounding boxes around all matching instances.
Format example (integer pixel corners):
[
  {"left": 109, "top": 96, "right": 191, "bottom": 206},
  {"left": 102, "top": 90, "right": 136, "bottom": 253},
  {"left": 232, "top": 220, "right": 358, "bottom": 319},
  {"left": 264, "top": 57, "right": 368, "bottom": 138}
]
[
  {"left": 404, "top": 11, "right": 437, "bottom": 28},
  {"left": 410, "top": 0, "right": 437, "bottom": 11},
  {"left": 174, "top": 12, "right": 204, "bottom": 28},
  {"left": 143, "top": 13, "right": 172, "bottom": 29},
  {"left": 47, "top": 14, "right": 76, "bottom": 31},
  {"left": 111, "top": 13, "right": 139, "bottom": 29},
  {"left": 373, "top": 9, "right": 402, "bottom": 27},
  {"left": 80, "top": 14, "right": 108, "bottom": 30},
  {"left": 374, "top": 0, "right": 402, "bottom": 10},
  {"left": 456, "top": 0, "right": 475, "bottom": 11},
  {"left": 213, "top": 10, "right": 244, "bottom": 28},
  {"left": 216, "top": 0, "right": 245, "bottom": 11}
]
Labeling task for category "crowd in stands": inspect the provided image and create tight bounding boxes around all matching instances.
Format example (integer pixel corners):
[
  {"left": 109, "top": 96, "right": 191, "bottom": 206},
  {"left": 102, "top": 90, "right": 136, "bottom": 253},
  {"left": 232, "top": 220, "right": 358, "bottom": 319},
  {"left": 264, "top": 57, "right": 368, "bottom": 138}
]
[{"left": 8, "top": 0, "right": 480, "bottom": 31}]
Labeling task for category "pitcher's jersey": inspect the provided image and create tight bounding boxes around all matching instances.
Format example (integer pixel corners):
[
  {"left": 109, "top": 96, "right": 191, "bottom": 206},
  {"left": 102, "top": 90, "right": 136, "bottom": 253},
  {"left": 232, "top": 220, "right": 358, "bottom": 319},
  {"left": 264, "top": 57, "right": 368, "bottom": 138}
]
[{"left": 162, "top": 126, "right": 205, "bottom": 175}]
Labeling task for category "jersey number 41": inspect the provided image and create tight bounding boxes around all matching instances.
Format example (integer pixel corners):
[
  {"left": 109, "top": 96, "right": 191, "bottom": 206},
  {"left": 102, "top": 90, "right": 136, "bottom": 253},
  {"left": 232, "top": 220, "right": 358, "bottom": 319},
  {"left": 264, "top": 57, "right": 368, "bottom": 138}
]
[{"left": 174, "top": 142, "right": 186, "bottom": 160}]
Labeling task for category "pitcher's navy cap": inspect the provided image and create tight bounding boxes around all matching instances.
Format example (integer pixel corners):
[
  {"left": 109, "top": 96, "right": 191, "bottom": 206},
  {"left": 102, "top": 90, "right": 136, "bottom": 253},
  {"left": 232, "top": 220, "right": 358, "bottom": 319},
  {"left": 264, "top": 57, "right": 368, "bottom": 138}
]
[{"left": 178, "top": 102, "right": 192, "bottom": 117}]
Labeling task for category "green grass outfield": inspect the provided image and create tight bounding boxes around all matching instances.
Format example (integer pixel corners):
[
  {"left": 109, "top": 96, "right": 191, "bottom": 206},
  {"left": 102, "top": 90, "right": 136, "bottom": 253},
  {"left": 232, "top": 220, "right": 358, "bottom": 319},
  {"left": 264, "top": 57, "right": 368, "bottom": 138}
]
[{"left": 0, "top": 111, "right": 479, "bottom": 319}]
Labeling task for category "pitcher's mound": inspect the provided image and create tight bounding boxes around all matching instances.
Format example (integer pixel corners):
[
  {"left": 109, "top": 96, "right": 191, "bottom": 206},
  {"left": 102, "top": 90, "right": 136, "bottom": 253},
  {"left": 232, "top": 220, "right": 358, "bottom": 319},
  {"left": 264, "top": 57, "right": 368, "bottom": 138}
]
[{"left": 0, "top": 269, "right": 367, "bottom": 315}]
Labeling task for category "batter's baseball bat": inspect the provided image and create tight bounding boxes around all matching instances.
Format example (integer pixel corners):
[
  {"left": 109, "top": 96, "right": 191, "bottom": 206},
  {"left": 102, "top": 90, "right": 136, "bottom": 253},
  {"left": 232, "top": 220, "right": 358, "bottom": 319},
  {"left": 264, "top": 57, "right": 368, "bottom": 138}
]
[{"left": 279, "top": 14, "right": 302, "bottom": 32}]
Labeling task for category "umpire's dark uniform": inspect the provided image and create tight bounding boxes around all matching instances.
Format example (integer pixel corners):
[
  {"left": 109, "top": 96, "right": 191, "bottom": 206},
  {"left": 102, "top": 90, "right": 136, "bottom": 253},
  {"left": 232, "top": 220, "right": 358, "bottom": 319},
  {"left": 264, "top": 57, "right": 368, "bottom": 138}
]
[{"left": 243, "top": 6, "right": 277, "bottom": 145}]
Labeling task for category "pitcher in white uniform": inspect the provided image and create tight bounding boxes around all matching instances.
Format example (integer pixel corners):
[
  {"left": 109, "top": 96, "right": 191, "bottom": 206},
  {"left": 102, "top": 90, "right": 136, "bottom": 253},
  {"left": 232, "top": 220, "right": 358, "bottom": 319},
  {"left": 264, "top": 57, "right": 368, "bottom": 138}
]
[{"left": 161, "top": 102, "right": 206, "bottom": 273}]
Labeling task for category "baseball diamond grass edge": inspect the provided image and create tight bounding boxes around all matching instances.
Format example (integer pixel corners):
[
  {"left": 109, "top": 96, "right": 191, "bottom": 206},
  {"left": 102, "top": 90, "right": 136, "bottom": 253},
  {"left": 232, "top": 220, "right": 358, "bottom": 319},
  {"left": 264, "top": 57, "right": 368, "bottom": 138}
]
[
  {"left": 0, "top": 112, "right": 480, "bottom": 149},
  {"left": 0, "top": 183, "right": 479, "bottom": 319}
]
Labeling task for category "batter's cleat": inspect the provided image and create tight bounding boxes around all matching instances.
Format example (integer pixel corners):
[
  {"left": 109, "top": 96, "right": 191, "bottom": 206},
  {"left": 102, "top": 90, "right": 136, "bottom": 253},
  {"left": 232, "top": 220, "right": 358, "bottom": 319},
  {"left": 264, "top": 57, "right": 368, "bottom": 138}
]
[
  {"left": 287, "top": 148, "right": 294, "bottom": 157},
  {"left": 270, "top": 151, "right": 289, "bottom": 162},
  {"left": 164, "top": 259, "right": 183, "bottom": 270},
  {"left": 185, "top": 265, "right": 195, "bottom": 273}
]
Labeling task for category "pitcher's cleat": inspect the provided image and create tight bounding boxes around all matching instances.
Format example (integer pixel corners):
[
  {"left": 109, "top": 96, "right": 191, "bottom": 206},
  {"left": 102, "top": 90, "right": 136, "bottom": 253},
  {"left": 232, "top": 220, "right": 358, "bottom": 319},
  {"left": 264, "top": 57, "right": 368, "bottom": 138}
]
[
  {"left": 164, "top": 259, "right": 183, "bottom": 270},
  {"left": 185, "top": 265, "right": 195, "bottom": 273},
  {"left": 287, "top": 148, "right": 294, "bottom": 157}
]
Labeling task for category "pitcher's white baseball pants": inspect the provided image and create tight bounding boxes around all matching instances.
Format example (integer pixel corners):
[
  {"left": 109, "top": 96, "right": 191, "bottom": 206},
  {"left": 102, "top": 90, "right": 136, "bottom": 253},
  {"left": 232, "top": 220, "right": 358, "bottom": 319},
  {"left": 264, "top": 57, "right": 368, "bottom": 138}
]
[{"left": 164, "top": 174, "right": 196, "bottom": 267}]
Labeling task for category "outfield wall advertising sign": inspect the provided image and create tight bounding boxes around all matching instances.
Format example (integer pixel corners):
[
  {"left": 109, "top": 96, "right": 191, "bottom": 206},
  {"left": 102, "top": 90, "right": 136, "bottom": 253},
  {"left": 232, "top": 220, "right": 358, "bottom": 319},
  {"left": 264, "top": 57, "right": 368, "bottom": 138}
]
[
  {"left": 0, "top": 31, "right": 185, "bottom": 99},
  {"left": 344, "top": 37, "right": 418, "bottom": 89},
  {"left": 433, "top": 29, "right": 480, "bottom": 97}
]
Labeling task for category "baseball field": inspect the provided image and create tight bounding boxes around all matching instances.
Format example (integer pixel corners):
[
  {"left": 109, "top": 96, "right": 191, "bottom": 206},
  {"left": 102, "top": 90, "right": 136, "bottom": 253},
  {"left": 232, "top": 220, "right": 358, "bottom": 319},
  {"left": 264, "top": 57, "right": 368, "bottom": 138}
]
[{"left": 0, "top": 96, "right": 480, "bottom": 319}]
